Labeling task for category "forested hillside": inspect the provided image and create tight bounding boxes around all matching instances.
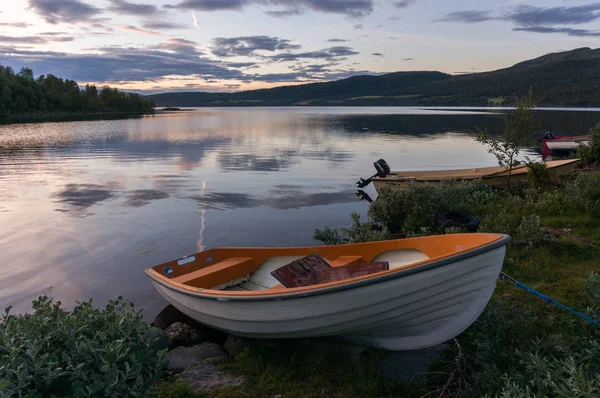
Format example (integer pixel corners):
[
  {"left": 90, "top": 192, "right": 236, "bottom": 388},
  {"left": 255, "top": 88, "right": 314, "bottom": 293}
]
[
  {"left": 150, "top": 47, "right": 600, "bottom": 107},
  {"left": 0, "top": 65, "right": 155, "bottom": 123}
]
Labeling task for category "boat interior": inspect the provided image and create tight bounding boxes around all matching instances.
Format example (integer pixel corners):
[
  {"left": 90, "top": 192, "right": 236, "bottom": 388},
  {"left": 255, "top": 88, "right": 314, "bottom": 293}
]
[{"left": 147, "top": 234, "right": 502, "bottom": 295}]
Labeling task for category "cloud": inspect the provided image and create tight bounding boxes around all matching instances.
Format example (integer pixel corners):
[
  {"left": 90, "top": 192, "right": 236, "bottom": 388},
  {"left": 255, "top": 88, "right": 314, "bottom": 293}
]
[
  {"left": 166, "top": 0, "right": 375, "bottom": 17},
  {"left": 0, "top": 41, "right": 244, "bottom": 83},
  {"left": 226, "top": 61, "right": 258, "bottom": 68},
  {"left": 118, "top": 24, "right": 164, "bottom": 36},
  {"left": 269, "top": 46, "right": 359, "bottom": 61},
  {"left": 435, "top": 10, "right": 493, "bottom": 23},
  {"left": 506, "top": 4, "right": 600, "bottom": 27},
  {"left": 0, "top": 34, "right": 74, "bottom": 44},
  {"left": 394, "top": 0, "right": 416, "bottom": 8},
  {"left": 514, "top": 26, "right": 600, "bottom": 37},
  {"left": 165, "top": 0, "right": 248, "bottom": 11},
  {"left": 150, "top": 37, "right": 201, "bottom": 52},
  {"left": 0, "top": 35, "right": 48, "bottom": 45},
  {"left": 0, "top": 40, "right": 370, "bottom": 87},
  {"left": 0, "top": 22, "right": 33, "bottom": 28},
  {"left": 248, "top": 72, "right": 309, "bottom": 82},
  {"left": 28, "top": 0, "right": 102, "bottom": 24},
  {"left": 211, "top": 35, "right": 301, "bottom": 57},
  {"left": 107, "top": 0, "right": 157, "bottom": 16},
  {"left": 326, "top": 38, "right": 348, "bottom": 42},
  {"left": 371, "top": 52, "right": 384, "bottom": 57},
  {"left": 353, "top": 23, "right": 364, "bottom": 29},
  {"left": 266, "top": 7, "right": 303, "bottom": 17},
  {"left": 142, "top": 20, "right": 184, "bottom": 30},
  {"left": 436, "top": 4, "right": 600, "bottom": 29}
]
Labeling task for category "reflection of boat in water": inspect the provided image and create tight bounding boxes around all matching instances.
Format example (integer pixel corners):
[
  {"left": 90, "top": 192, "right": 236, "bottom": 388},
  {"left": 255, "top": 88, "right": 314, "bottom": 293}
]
[
  {"left": 358, "top": 159, "right": 581, "bottom": 191},
  {"left": 542, "top": 131, "right": 590, "bottom": 151},
  {"left": 146, "top": 233, "right": 510, "bottom": 350}
]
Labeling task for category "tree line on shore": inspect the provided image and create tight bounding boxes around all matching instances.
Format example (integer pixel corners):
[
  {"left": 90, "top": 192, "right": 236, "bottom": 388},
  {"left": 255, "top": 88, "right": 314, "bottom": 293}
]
[{"left": 0, "top": 65, "right": 155, "bottom": 121}]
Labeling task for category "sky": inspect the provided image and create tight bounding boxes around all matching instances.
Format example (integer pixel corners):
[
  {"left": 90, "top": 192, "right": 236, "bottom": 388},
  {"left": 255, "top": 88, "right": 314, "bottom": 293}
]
[{"left": 0, "top": 0, "right": 599, "bottom": 93}]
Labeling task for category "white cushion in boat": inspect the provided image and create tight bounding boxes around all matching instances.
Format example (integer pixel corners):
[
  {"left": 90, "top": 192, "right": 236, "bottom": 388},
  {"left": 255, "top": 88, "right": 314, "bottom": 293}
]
[
  {"left": 372, "top": 249, "right": 429, "bottom": 270},
  {"left": 240, "top": 255, "right": 307, "bottom": 290}
]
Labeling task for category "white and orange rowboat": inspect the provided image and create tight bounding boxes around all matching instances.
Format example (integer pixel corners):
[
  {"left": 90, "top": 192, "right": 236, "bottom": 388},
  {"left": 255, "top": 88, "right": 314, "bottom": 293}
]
[{"left": 146, "top": 233, "right": 511, "bottom": 350}]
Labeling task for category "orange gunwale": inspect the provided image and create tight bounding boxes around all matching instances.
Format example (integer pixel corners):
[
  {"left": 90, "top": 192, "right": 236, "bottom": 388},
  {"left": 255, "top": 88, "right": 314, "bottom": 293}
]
[{"left": 146, "top": 233, "right": 509, "bottom": 298}]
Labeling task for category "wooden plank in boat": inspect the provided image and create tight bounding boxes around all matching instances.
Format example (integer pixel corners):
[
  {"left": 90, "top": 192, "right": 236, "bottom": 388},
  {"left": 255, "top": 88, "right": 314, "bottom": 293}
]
[
  {"left": 270, "top": 254, "right": 331, "bottom": 288},
  {"left": 319, "top": 262, "right": 389, "bottom": 284}
]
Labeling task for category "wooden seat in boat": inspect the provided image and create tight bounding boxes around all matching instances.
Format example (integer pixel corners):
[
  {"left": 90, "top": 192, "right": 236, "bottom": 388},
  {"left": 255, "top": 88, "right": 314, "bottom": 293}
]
[
  {"left": 329, "top": 256, "right": 363, "bottom": 267},
  {"left": 373, "top": 249, "right": 429, "bottom": 269},
  {"left": 173, "top": 257, "right": 254, "bottom": 288}
]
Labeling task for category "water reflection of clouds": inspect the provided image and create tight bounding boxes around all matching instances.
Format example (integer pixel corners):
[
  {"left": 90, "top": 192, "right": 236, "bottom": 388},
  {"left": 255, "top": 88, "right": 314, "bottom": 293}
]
[
  {"left": 190, "top": 192, "right": 260, "bottom": 210},
  {"left": 190, "top": 188, "right": 357, "bottom": 211},
  {"left": 52, "top": 183, "right": 119, "bottom": 215},
  {"left": 217, "top": 146, "right": 355, "bottom": 172},
  {"left": 123, "top": 189, "right": 170, "bottom": 207},
  {"left": 52, "top": 184, "right": 172, "bottom": 215},
  {"left": 217, "top": 151, "right": 300, "bottom": 172}
]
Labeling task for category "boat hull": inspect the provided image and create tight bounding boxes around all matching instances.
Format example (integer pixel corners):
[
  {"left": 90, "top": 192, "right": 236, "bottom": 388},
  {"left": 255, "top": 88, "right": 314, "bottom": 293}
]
[
  {"left": 545, "top": 140, "right": 590, "bottom": 150},
  {"left": 151, "top": 245, "right": 506, "bottom": 351}
]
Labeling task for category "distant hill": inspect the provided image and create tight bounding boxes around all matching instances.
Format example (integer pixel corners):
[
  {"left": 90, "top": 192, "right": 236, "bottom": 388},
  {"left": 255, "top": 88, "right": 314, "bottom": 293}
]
[{"left": 149, "top": 48, "right": 600, "bottom": 107}]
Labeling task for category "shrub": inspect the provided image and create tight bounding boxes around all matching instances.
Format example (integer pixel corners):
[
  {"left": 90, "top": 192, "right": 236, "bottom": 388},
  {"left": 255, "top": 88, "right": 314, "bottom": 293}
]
[
  {"left": 314, "top": 212, "right": 389, "bottom": 245},
  {"left": 368, "top": 181, "right": 492, "bottom": 235},
  {"left": 0, "top": 295, "right": 166, "bottom": 398},
  {"left": 316, "top": 172, "right": 600, "bottom": 244},
  {"left": 563, "top": 172, "right": 600, "bottom": 216},
  {"left": 577, "top": 123, "right": 600, "bottom": 166},
  {"left": 525, "top": 157, "right": 552, "bottom": 189}
]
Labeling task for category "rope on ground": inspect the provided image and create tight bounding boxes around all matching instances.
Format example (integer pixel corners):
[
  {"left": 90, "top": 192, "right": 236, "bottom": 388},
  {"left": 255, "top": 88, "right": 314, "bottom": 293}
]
[{"left": 500, "top": 272, "right": 600, "bottom": 328}]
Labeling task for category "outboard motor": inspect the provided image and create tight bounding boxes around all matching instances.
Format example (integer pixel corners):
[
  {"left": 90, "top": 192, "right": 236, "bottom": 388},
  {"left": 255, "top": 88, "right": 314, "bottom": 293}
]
[
  {"left": 542, "top": 131, "right": 555, "bottom": 140},
  {"left": 356, "top": 159, "right": 391, "bottom": 188},
  {"left": 355, "top": 190, "right": 374, "bottom": 203}
]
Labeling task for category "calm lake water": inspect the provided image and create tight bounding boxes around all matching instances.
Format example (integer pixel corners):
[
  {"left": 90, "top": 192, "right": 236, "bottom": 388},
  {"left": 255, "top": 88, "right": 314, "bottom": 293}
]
[{"left": 2, "top": 107, "right": 600, "bottom": 318}]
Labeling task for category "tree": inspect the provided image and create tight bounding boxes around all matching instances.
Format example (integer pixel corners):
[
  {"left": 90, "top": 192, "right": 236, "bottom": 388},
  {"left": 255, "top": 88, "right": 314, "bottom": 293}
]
[
  {"left": 17, "top": 67, "right": 34, "bottom": 80},
  {"left": 476, "top": 89, "right": 540, "bottom": 190},
  {"left": 0, "top": 62, "right": 156, "bottom": 121}
]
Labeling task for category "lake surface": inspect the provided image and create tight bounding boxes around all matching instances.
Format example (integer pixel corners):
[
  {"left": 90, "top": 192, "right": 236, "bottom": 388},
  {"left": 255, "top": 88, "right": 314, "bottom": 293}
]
[{"left": 2, "top": 107, "right": 599, "bottom": 318}]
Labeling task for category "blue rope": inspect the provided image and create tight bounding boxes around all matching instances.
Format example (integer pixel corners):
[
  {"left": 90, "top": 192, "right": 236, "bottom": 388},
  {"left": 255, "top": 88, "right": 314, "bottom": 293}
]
[{"left": 500, "top": 272, "right": 600, "bottom": 328}]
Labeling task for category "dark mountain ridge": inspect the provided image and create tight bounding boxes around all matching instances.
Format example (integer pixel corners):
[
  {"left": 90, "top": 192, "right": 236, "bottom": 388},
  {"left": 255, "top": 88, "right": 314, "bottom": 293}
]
[{"left": 149, "top": 48, "right": 600, "bottom": 107}]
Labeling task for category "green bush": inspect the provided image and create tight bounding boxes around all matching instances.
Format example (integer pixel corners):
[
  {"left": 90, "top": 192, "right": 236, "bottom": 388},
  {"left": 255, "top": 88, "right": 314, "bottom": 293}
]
[
  {"left": 563, "top": 172, "right": 600, "bottom": 216},
  {"left": 525, "top": 157, "right": 552, "bottom": 189},
  {"left": 577, "top": 123, "right": 600, "bottom": 165},
  {"left": 368, "top": 181, "right": 492, "bottom": 234},
  {"left": 321, "top": 173, "right": 599, "bottom": 241},
  {"left": 314, "top": 212, "right": 389, "bottom": 245},
  {"left": 0, "top": 295, "right": 166, "bottom": 398}
]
